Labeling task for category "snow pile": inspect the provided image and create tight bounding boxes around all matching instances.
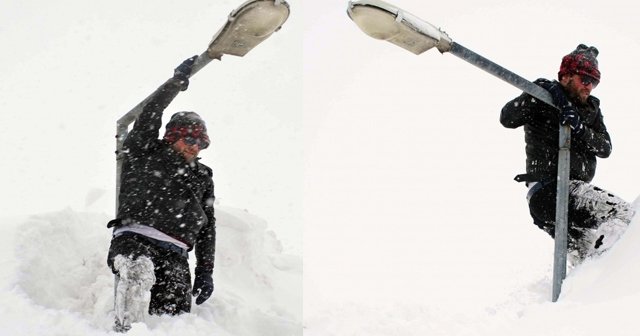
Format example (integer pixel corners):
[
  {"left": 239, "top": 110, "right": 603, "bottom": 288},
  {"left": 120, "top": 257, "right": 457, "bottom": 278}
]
[
  {"left": 494, "top": 196, "right": 640, "bottom": 335},
  {"left": 0, "top": 207, "right": 301, "bottom": 335},
  {"left": 304, "top": 199, "right": 640, "bottom": 336}
]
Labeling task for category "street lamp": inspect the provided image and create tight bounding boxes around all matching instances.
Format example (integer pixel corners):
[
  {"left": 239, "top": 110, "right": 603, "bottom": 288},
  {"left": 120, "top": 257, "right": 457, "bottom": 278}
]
[
  {"left": 200, "top": 0, "right": 291, "bottom": 62},
  {"left": 115, "top": 0, "right": 290, "bottom": 210},
  {"left": 347, "top": 0, "right": 451, "bottom": 55},
  {"left": 347, "top": 0, "right": 570, "bottom": 302}
]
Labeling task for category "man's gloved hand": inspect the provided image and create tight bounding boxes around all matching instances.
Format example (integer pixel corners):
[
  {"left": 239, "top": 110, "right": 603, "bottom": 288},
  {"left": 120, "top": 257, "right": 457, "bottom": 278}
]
[
  {"left": 174, "top": 55, "right": 198, "bottom": 91},
  {"left": 561, "top": 108, "right": 586, "bottom": 138},
  {"left": 535, "top": 78, "right": 585, "bottom": 138},
  {"left": 192, "top": 266, "right": 214, "bottom": 305},
  {"left": 534, "top": 79, "right": 569, "bottom": 108}
]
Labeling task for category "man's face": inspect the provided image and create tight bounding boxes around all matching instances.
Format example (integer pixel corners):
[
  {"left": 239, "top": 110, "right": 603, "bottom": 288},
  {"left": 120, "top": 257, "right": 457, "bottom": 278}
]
[
  {"left": 172, "top": 138, "right": 203, "bottom": 163},
  {"left": 561, "top": 73, "right": 597, "bottom": 104}
]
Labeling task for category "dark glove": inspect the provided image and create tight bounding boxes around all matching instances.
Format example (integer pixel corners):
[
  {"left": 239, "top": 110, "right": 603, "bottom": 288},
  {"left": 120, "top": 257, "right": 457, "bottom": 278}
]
[
  {"left": 561, "top": 108, "right": 585, "bottom": 138},
  {"left": 534, "top": 79, "right": 569, "bottom": 108},
  {"left": 173, "top": 55, "right": 198, "bottom": 91},
  {"left": 535, "top": 79, "right": 585, "bottom": 137},
  {"left": 192, "top": 266, "right": 214, "bottom": 305}
]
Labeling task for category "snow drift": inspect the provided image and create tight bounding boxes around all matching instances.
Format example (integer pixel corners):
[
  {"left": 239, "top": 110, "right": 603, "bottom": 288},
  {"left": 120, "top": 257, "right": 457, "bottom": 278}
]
[
  {"left": 0, "top": 207, "right": 301, "bottom": 335},
  {"left": 304, "top": 198, "right": 640, "bottom": 336}
]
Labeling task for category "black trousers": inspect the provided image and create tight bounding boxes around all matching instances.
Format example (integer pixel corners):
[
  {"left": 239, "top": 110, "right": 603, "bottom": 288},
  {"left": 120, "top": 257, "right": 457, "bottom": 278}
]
[
  {"left": 107, "top": 233, "right": 192, "bottom": 315},
  {"left": 528, "top": 180, "right": 632, "bottom": 255}
]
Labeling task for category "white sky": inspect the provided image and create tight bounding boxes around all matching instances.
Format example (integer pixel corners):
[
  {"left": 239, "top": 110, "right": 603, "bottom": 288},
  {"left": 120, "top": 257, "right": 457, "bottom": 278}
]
[
  {"left": 304, "top": 0, "right": 640, "bottom": 304},
  {"left": 0, "top": 0, "right": 303, "bottom": 252}
]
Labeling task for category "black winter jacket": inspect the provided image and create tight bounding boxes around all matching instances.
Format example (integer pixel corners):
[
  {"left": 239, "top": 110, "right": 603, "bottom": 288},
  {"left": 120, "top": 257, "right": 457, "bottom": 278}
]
[
  {"left": 500, "top": 78, "right": 612, "bottom": 183},
  {"left": 110, "top": 78, "right": 216, "bottom": 272}
]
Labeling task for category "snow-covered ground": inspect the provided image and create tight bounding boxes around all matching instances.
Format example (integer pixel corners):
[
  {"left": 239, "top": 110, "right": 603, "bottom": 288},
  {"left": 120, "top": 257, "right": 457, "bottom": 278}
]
[
  {"left": 305, "top": 198, "right": 640, "bottom": 335},
  {"left": 0, "top": 208, "right": 301, "bottom": 335}
]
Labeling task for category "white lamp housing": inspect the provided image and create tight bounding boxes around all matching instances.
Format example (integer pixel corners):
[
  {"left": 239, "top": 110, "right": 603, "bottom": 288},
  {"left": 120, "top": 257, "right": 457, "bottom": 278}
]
[
  {"left": 347, "top": 0, "right": 452, "bottom": 55},
  {"left": 208, "top": 0, "right": 290, "bottom": 58}
]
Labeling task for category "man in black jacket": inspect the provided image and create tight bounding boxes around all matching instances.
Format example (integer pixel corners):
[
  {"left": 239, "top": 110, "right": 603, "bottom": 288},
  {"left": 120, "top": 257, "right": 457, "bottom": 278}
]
[
  {"left": 500, "top": 44, "right": 634, "bottom": 265},
  {"left": 107, "top": 56, "right": 216, "bottom": 330}
]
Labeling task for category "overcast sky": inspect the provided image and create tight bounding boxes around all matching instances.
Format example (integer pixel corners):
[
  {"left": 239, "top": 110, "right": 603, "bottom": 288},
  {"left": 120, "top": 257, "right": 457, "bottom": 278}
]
[
  {"left": 304, "top": 0, "right": 640, "bottom": 303},
  {"left": 0, "top": 0, "right": 303, "bottom": 251}
]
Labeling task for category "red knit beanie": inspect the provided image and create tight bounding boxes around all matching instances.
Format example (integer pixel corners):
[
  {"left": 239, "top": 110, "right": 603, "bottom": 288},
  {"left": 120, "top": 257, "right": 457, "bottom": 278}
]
[
  {"left": 558, "top": 44, "right": 601, "bottom": 83},
  {"left": 163, "top": 111, "right": 210, "bottom": 148}
]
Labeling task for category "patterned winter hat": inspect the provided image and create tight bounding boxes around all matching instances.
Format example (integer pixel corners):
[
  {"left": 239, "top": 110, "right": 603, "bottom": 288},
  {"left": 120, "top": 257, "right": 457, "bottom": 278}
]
[
  {"left": 163, "top": 111, "right": 210, "bottom": 148},
  {"left": 558, "top": 44, "right": 601, "bottom": 83}
]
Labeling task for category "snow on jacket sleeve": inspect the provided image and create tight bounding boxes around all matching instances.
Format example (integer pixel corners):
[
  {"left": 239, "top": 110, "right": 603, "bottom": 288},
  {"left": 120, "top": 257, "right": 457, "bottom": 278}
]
[
  {"left": 501, "top": 91, "right": 612, "bottom": 159},
  {"left": 123, "top": 78, "right": 184, "bottom": 154},
  {"left": 500, "top": 92, "right": 538, "bottom": 128},
  {"left": 195, "top": 166, "right": 216, "bottom": 274}
]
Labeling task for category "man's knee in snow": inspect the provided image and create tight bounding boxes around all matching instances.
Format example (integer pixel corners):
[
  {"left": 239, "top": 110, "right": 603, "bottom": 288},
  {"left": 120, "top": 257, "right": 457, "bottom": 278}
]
[{"left": 113, "top": 255, "right": 156, "bottom": 288}]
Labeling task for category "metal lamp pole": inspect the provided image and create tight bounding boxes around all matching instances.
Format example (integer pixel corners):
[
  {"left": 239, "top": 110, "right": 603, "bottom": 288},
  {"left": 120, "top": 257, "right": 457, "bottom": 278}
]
[{"left": 347, "top": 0, "right": 570, "bottom": 301}]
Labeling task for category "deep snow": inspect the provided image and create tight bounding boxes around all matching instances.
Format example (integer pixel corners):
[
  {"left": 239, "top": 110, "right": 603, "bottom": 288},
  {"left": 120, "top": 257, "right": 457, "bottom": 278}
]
[
  {"left": 0, "top": 208, "right": 301, "bottom": 335},
  {"left": 303, "top": 198, "right": 640, "bottom": 336}
]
